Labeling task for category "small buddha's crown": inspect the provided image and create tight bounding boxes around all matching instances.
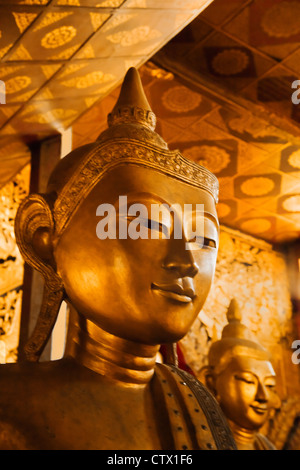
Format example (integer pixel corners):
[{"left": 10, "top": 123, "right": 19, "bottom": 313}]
[
  {"left": 221, "top": 299, "right": 254, "bottom": 342},
  {"left": 51, "top": 67, "right": 219, "bottom": 237},
  {"left": 208, "top": 299, "right": 271, "bottom": 372}
]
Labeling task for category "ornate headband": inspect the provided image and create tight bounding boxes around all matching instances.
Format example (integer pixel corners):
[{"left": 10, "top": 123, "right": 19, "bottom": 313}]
[{"left": 52, "top": 67, "right": 219, "bottom": 237}]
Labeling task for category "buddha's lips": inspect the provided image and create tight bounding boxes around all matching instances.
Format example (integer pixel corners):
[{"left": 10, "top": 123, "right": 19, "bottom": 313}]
[
  {"left": 250, "top": 405, "right": 268, "bottom": 414},
  {"left": 151, "top": 281, "right": 195, "bottom": 302}
]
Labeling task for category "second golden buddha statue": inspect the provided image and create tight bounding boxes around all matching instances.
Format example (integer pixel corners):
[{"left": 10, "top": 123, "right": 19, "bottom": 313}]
[
  {"left": 0, "top": 68, "right": 237, "bottom": 450},
  {"left": 201, "top": 299, "right": 281, "bottom": 450}
]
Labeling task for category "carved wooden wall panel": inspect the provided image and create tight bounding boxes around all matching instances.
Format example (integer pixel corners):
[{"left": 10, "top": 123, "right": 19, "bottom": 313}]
[{"left": 0, "top": 164, "right": 30, "bottom": 362}]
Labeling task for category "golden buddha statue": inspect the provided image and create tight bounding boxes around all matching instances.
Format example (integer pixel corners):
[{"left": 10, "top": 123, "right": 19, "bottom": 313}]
[
  {"left": 1, "top": 68, "right": 237, "bottom": 450},
  {"left": 201, "top": 299, "right": 280, "bottom": 450}
]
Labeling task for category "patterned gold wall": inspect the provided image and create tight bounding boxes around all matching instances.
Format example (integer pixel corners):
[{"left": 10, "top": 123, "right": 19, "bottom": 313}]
[
  {"left": 0, "top": 164, "right": 30, "bottom": 363},
  {"left": 180, "top": 225, "right": 299, "bottom": 399}
]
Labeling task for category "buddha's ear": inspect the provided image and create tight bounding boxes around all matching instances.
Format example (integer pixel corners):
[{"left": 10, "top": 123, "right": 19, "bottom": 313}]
[
  {"left": 15, "top": 193, "right": 56, "bottom": 276},
  {"left": 15, "top": 194, "right": 64, "bottom": 362},
  {"left": 199, "top": 365, "right": 217, "bottom": 396}
]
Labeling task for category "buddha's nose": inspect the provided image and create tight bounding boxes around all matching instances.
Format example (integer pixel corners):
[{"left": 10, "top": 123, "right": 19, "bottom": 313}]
[
  {"left": 162, "top": 237, "right": 199, "bottom": 278},
  {"left": 255, "top": 381, "right": 268, "bottom": 402}
]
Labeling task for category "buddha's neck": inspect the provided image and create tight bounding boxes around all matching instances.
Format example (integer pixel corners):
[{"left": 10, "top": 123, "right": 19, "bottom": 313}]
[
  {"left": 228, "top": 420, "right": 256, "bottom": 450},
  {"left": 65, "top": 310, "right": 159, "bottom": 388}
]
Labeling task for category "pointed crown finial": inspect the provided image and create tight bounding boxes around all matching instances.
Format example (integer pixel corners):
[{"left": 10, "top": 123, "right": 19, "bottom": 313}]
[
  {"left": 207, "top": 298, "right": 272, "bottom": 372},
  {"left": 107, "top": 67, "right": 156, "bottom": 131},
  {"left": 222, "top": 299, "right": 253, "bottom": 341}
]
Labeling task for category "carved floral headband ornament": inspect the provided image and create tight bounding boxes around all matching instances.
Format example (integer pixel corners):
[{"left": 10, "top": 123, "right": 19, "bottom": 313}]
[{"left": 15, "top": 67, "right": 219, "bottom": 361}]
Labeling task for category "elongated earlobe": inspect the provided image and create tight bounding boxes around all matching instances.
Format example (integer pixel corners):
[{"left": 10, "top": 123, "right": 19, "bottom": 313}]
[
  {"left": 15, "top": 193, "right": 64, "bottom": 361},
  {"left": 32, "top": 227, "right": 53, "bottom": 262},
  {"left": 24, "top": 280, "right": 64, "bottom": 362}
]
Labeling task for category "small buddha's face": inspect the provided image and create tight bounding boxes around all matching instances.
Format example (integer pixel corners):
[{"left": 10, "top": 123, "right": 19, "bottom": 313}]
[
  {"left": 214, "top": 356, "right": 277, "bottom": 431},
  {"left": 54, "top": 165, "right": 219, "bottom": 345}
]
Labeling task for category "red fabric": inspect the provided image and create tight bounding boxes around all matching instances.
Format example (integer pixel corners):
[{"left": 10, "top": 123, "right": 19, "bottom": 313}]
[
  {"left": 177, "top": 343, "right": 195, "bottom": 376},
  {"left": 159, "top": 343, "right": 195, "bottom": 376}
]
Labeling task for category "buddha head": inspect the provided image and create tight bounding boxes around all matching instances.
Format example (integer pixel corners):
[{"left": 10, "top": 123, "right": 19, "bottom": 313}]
[
  {"left": 202, "top": 299, "right": 280, "bottom": 432},
  {"left": 15, "top": 68, "right": 219, "bottom": 361}
]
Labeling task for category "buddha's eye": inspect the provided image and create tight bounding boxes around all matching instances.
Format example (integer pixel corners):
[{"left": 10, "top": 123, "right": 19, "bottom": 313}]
[
  {"left": 126, "top": 216, "right": 169, "bottom": 239},
  {"left": 234, "top": 374, "right": 255, "bottom": 385},
  {"left": 145, "top": 219, "right": 169, "bottom": 238},
  {"left": 188, "top": 236, "right": 216, "bottom": 249},
  {"left": 265, "top": 383, "right": 276, "bottom": 389}
]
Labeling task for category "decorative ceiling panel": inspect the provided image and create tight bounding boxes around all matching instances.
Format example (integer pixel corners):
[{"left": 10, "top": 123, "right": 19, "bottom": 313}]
[
  {"left": 4, "top": 9, "right": 110, "bottom": 62},
  {"left": 0, "top": 7, "right": 41, "bottom": 60},
  {"left": 0, "top": 0, "right": 212, "bottom": 185},
  {"left": 186, "top": 30, "right": 277, "bottom": 93},
  {"left": 1, "top": 0, "right": 300, "bottom": 244},
  {"left": 0, "top": 63, "right": 61, "bottom": 104},
  {"left": 32, "top": 57, "right": 141, "bottom": 100},
  {"left": 73, "top": 8, "right": 196, "bottom": 60},
  {"left": 224, "top": 0, "right": 300, "bottom": 60},
  {"left": 149, "top": 0, "right": 300, "bottom": 244}
]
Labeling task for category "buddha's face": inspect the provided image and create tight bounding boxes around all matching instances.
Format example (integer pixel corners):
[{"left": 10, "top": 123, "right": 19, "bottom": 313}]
[
  {"left": 214, "top": 356, "right": 277, "bottom": 431},
  {"left": 54, "top": 165, "right": 219, "bottom": 345}
]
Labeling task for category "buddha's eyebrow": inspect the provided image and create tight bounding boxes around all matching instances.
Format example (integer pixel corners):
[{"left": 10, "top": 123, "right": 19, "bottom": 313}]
[
  {"left": 113, "top": 193, "right": 166, "bottom": 208},
  {"left": 205, "top": 212, "right": 219, "bottom": 227},
  {"left": 235, "top": 370, "right": 256, "bottom": 376},
  {"left": 193, "top": 211, "right": 219, "bottom": 231}
]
